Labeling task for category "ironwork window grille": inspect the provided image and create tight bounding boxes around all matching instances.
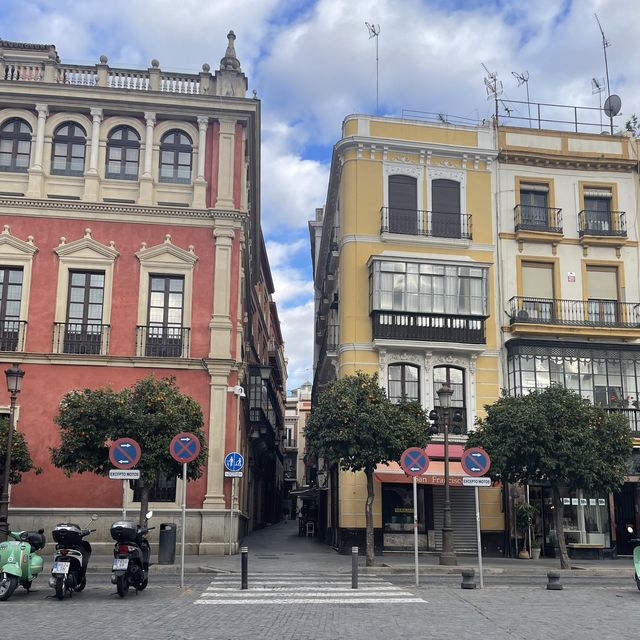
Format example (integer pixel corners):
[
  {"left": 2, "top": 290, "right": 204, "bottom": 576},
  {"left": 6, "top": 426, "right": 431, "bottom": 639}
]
[
  {"left": 0, "top": 118, "right": 31, "bottom": 172},
  {"left": 106, "top": 126, "right": 140, "bottom": 180},
  {"left": 388, "top": 363, "right": 420, "bottom": 403},
  {"left": 51, "top": 122, "right": 86, "bottom": 175},
  {"left": 159, "top": 129, "right": 192, "bottom": 183},
  {"left": 133, "top": 473, "right": 176, "bottom": 502}
]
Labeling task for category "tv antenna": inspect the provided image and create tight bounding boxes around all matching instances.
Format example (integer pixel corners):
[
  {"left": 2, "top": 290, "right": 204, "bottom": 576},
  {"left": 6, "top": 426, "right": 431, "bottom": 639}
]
[
  {"left": 592, "top": 77, "right": 605, "bottom": 130},
  {"left": 500, "top": 100, "right": 513, "bottom": 117},
  {"left": 512, "top": 71, "right": 531, "bottom": 127},
  {"left": 481, "top": 63, "right": 502, "bottom": 121},
  {"left": 365, "top": 22, "right": 381, "bottom": 115},
  {"left": 595, "top": 14, "right": 614, "bottom": 133}
]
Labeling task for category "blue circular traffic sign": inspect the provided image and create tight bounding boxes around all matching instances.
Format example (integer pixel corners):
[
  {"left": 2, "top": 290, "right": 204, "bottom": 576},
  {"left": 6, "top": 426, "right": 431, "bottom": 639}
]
[
  {"left": 400, "top": 447, "right": 430, "bottom": 477},
  {"left": 225, "top": 451, "right": 244, "bottom": 472},
  {"left": 109, "top": 438, "right": 141, "bottom": 469},
  {"left": 461, "top": 447, "right": 491, "bottom": 477},
  {"left": 170, "top": 432, "right": 201, "bottom": 463}
]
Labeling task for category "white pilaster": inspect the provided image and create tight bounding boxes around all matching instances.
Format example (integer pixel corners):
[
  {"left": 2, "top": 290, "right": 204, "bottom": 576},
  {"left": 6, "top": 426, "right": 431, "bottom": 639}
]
[
  {"left": 193, "top": 116, "right": 209, "bottom": 208},
  {"left": 139, "top": 112, "right": 156, "bottom": 205},
  {"left": 87, "top": 107, "right": 103, "bottom": 175},
  {"left": 214, "top": 118, "right": 236, "bottom": 209},
  {"left": 26, "top": 104, "right": 48, "bottom": 198},
  {"left": 209, "top": 227, "right": 235, "bottom": 359}
]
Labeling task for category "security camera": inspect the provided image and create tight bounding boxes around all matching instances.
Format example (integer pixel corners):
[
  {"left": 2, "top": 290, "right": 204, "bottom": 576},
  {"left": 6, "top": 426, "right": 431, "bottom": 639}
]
[{"left": 232, "top": 385, "right": 246, "bottom": 398}]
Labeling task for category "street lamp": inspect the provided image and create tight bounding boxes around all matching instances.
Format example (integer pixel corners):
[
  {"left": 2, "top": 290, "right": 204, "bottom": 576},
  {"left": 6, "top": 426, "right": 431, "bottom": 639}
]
[
  {"left": 435, "top": 382, "right": 457, "bottom": 566},
  {"left": 0, "top": 363, "right": 25, "bottom": 538}
]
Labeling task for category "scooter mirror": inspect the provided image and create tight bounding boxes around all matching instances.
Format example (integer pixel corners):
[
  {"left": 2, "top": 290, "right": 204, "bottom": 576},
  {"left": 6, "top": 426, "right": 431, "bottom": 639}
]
[
  {"left": 91, "top": 514, "right": 99, "bottom": 521},
  {"left": 628, "top": 525, "right": 635, "bottom": 534},
  {"left": 146, "top": 510, "right": 153, "bottom": 520}
]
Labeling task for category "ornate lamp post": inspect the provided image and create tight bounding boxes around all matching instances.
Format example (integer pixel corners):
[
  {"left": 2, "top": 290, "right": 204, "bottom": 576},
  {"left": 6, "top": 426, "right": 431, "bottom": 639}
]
[
  {"left": 0, "top": 363, "right": 25, "bottom": 538},
  {"left": 433, "top": 382, "right": 457, "bottom": 566}
]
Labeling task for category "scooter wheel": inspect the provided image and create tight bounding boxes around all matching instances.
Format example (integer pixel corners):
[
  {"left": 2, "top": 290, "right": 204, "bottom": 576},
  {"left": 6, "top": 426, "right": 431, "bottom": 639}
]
[
  {"left": 75, "top": 577, "right": 86, "bottom": 592},
  {"left": 0, "top": 574, "right": 18, "bottom": 601},
  {"left": 116, "top": 575, "right": 129, "bottom": 598},
  {"left": 138, "top": 577, "right": 148, "bottom": 591},
  {"left": 55, "top": 577, "right": 65, "bottom": 600}
]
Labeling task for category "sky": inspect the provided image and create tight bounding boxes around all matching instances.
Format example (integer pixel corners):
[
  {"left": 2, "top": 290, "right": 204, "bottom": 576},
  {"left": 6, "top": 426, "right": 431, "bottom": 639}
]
[{"left": 2, "top": 0, "right": 640, "bottom": 391}]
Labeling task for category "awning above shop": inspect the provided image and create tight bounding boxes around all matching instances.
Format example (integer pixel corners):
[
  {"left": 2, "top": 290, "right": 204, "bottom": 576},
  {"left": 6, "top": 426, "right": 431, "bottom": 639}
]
[
  {"left": 375, "top": 460, "right": 467, "bottom": 486},
  {"left": 289, "top": 487, "right": 320, "bottom": 500}
]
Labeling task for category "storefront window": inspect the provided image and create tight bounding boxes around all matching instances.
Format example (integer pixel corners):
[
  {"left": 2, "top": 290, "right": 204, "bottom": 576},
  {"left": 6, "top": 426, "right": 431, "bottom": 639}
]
[{"left": 382, "top": 484, "right": 425, "bottom": 534}]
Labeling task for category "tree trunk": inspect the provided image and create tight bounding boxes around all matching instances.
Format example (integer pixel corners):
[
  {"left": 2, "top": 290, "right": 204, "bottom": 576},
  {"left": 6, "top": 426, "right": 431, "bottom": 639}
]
[
  {"left": 552, "top": 485, "right": 570, "bottom": 569},
  {"left": 365, "top": 467, "right": 375, "bottom": 567},
  {"left": 139, "top": 482, "right": 150, "bottom": 527}
]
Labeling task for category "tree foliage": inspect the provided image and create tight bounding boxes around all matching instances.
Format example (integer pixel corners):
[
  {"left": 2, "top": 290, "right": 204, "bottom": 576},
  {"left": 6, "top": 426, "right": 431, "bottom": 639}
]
[
  {"left": 625, "top": 114, "right": 640, "bottom": 136},
  {"left": 467, "top": 385, "right": 632, "bottom": 567},
  {"left": 0, "top": 415, "right": 42, "bottom": 484},
  {"left": 305, "top": 372, "right": 430, "bottom": 564},
  {"left": 51, "top": 376, "right": 207, "bottom": 522}
]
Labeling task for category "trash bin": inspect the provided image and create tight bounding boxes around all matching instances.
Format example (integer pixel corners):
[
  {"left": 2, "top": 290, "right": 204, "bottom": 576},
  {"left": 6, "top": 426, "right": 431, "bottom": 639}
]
[{"left": 158, "top": 523, "right": 176, "bottom": 564}]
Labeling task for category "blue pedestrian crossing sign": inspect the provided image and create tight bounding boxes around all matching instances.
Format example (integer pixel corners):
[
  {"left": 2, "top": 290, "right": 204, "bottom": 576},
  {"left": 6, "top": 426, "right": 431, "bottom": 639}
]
[{"left": 225, "top": 451, "right": 244, "bottom": 472}]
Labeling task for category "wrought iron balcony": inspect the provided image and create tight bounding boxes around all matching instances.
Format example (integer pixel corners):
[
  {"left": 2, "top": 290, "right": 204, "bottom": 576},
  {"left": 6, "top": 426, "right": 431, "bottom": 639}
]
[
  {"left": 514, "top": 204, "right": 562, "bottom": 234},
  {"left": 371, "top": 310, "right": 485, "bottom": 344},
  {"left": 578, "top": 209, "right": 626, "bottom": 237},
  {"left": 380, "top": 208, "right": 472, "bottom": 240},
  {"left": 509, "top": 297, "right": 640, "bottom": 327},
  {"left": 53, "top": 322, "right": 110, "bottom": 355},
  {"left": 0, "top": 320, "right": 27, "bottom": 352},
  {"left": 136, "top": 325, "right": 190, "bottom": 358}
]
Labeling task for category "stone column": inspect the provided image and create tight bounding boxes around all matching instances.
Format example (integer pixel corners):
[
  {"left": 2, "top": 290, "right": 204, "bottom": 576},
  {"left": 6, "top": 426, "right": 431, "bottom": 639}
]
[
  {"left": 82, "top": 108, "right": 103, "bottom": 201},
  {"left": 214, "top": 117, "right": 236, "bottom": 209},
  {"left": 139, "top": 112, "right": 156, "bottom": 205},
  {"left": 26, "top": 103, "right": 48, "bottom": 198},
  {"left": 209, "top": 227, "right": 235, "bottom": 359},
  {"left": 193, "top": 116, "right": 208, "bottom": 208}
]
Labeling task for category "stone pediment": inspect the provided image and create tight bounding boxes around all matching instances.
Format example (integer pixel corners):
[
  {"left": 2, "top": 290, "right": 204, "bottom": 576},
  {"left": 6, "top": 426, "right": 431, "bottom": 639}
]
[
  {"left": 0, "top": 225, "right": 38, "bottom": 256},
  {"left": 135, "top": 234, "right": 198, "bottom": 266},
  {"left": 55, "top": 228, "right": 119, "bottom": 261}
]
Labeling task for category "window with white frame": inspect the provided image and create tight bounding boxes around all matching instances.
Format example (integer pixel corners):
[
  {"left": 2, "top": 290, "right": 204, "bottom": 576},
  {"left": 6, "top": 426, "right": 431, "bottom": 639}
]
[
  {"left": 370, "top": 260, "right": 488, "bottom": 316},
  {"left": 388, "top": 363, "right": 420, "bottom": 403}
]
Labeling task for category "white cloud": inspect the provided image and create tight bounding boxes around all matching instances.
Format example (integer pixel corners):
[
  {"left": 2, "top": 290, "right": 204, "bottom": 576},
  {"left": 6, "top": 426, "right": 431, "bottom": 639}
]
[{"left": 278, "top": 300, "right": 315, "bottom": 390}]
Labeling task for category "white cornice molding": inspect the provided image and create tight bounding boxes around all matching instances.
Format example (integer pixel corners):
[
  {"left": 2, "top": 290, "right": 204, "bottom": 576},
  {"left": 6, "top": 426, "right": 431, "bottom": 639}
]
[
  {"left": 0, "top": 225, "right": 38, "bottom": 255},
  {"left": 55, "top": 228, "right": 119, "bottom": 260}
]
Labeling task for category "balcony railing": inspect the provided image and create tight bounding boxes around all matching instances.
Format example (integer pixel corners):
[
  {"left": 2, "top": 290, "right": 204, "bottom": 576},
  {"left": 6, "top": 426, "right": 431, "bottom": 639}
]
[
  {"left": 136, "top": 325, "right": 190, "bottom": 358},
  {"left": 514, "top": 204, "right": 563, "bottom": 234},
  {"left": 371, "top": 310, "right": 485, "bottom": 344},
  {"left": 509, "top": 297, "right": 640, "bottom": 328},
  {"left": 0, "top": 320, "right": 27, "bottom": 352},
  {"left": 578, "top": 210, "right": 626, "bottom": 237},
  {"left": 381, "top": 208, "right": 472, "bottom": 240},
  {"left": 607, "top": 408, "right": 640, "bottom": 434},
  {"left": 53, "top": 322, "right": 110, "bottom": 355}
]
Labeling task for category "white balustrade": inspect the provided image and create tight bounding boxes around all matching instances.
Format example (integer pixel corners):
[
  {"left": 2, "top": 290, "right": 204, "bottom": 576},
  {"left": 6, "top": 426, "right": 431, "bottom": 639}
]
[
  {"left": 3, "top": 64, "right": 44, "bottom": 82},
  {"left": 59, "top": 65, "right": 97, "bottom": 86},
  {"left": 160, "top": 73, "right": 200, "bottom": 94},
  {"left": 107, "top": 70, "right": 150, "bottom": 90}
]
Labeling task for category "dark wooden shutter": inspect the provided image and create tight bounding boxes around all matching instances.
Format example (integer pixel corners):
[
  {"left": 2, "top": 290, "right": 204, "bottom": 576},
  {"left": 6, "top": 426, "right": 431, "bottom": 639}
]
[
  {"left": 432, "top": 179, "right": 461, "bottom": 238},
  {"left": 388, "top": 175, "right": 417, "bottom": 233}
]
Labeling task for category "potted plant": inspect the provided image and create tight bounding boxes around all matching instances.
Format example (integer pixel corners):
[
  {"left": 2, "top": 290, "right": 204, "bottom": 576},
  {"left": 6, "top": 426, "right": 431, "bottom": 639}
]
[
  {"left": 531, "top": 537, "right": 542, "bottom": 560},
  {"left": 515, "top": 501, "right": 538, "bottom": 559}
]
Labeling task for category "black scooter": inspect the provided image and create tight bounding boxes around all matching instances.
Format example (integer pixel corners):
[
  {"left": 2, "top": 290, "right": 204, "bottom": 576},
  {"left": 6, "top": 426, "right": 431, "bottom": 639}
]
[
  {"left": 110, "top": 510, "right": 154, "bottom": 597},
  {"left": 49, "top": 514, "right": 98, "bottom": 600}
]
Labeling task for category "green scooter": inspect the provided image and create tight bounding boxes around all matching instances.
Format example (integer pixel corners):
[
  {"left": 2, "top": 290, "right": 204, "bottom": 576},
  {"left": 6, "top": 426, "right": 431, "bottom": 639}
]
[
  {"left": 0, "top": 520, "right": 46, "bottom": 601},
  {"left": 627, "top": 526, "right": 640, "bottom": 591}
]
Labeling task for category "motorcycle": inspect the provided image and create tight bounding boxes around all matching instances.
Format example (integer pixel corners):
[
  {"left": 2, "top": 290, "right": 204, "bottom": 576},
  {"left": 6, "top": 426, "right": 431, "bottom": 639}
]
[
  {"left": 627, "top": 525, "right": 640, "bottom": 591},
  {"left": 48, "top": 514, "right": 98, "bottom": 600},
  {"left": 110, "top": 511, "right": 154, "bottom": 597},
  {"left": 0, "top": 520, "right": 46, "bottom": 601}
]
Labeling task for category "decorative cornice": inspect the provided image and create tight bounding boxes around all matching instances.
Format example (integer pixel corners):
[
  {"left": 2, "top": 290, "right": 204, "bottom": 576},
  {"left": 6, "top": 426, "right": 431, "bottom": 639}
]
[
  {"left": 55, "top": 228, "right": 119, "bottom": 260},
  {"left": 499, "top": 149, "right": 636, "bottom": 172},
  {"left": 136, "top": 234, "right": 198, "bottom": 265},
  {"left": 0, "top": 224, "right": 38, "bottom": 255}
]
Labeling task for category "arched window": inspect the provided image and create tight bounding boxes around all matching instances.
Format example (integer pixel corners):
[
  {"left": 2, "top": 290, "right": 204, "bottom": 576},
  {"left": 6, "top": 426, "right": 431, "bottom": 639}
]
[
  {"left": 51, "top": 122, "right": 86, "bottom": 176},
  {"left": 106, "top": 126, "right": 140, "bottom": 180},
  {"left": 0, "top": 118, "right": 32, "bottom": 173},
  {"left": 387, "top": 174, "right": 418, "bottom": 234},
  {"left": 433, "top": 365, "right": 466, "bottom": 433},
  {"left": 388, "top": 363, "right": 420, "bottom": 403},
  {"left": 159, "top": 130, "right": 192, "bottom": 183}
]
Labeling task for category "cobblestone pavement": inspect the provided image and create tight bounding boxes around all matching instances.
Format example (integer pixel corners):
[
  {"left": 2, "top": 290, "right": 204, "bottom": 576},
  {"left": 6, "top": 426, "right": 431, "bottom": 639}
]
[{"left": 4, "top": 573, "right": 640, "bottom": 640}]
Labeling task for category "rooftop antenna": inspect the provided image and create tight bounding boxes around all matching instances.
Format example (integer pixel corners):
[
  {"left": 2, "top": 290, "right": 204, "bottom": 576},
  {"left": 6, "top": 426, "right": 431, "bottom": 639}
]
[
  {"left": 512, "top": 71, "right": 531, "bottom": 127},
  {"left": 500, "top": 100, "right": 513, "bottom": 117},
  {"left": 595, "top": 14, "right": 614, "bottom": 134},
  {"left": 592, "top": 77, "right": 605, "bottom": 130},
  {"left": 365, "top": 22, "right": 381, "bottom": 115},
  {"left": 482, "top": 63, "right": 502, "bottom": 122}
]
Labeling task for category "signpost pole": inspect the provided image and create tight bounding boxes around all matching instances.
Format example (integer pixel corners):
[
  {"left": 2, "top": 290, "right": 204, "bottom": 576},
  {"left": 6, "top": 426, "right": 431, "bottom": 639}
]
[
  {"left": 122, "top": 479, "right": 127, "bottom": 519},
  {"left": 229, "top": 477, "right": 235, "bottom": 556},
  {"left": 413, "top": 475, "right": 419, "bottom": 586},
  {"left": 181, "top": 461, "right": 187, "bottom": 589},
  {"left": 475, "top": 486, "right": 484, "bottom": 589}
]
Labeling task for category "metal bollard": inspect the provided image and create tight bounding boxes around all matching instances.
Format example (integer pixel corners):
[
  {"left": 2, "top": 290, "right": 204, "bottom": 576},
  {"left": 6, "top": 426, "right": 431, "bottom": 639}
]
[
  {"left": 351, "top": 546, "right": 358, "bottom": 589},
  {"left": 546, "top": 571, "right": 563, "bottom": 590},
  {"left": 241, "top": 546, "right": 248, "bottom": 590},
  {"left": 461, "top": 569, "right": 477, "bottom": 589}
]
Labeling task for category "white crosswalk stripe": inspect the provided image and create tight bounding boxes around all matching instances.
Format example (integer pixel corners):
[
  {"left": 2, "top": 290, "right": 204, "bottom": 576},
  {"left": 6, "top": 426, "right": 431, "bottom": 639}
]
[{"left": 194, "top": 573, "right": 426, "bottom": 605}]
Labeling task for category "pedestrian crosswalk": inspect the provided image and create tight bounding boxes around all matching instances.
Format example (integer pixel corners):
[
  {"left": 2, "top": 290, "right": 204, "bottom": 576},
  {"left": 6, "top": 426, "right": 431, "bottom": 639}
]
[{"left": 194, "top": 573, "right": 426, "bottom": 605}]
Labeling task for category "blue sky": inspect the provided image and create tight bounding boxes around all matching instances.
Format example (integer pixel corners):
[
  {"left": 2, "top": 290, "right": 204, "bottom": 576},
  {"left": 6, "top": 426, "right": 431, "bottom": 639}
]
[{"left": 2, "top": 0, "right": 639, "bottom": 390}]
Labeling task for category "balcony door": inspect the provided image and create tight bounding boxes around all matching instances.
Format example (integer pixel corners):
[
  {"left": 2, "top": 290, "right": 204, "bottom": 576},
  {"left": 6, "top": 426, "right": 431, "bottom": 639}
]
[
  {"left": 433, "top": 365, "right": 466, "bottom": 434},
  {"left": 584, "top": 189, "right": 612, "bottom": 233},
  {"left": 146, "top": 275, "right": 184, "bottom": 357},
  {"left": 65, "top": 271, "right": 104, "bottom": 354},
  {"left": 0, "top": 267, "right": 23, "bottom": 351},
  {"left": 520, "top": 183, "right": 549, "bottom": 228},
  {"left": 431, "top": 179, "right": 461, "bottom": 238},
  {"left": 521, "top": 262, "right": 554, "bottom": 322},
  {"left": 388, "top": 175, "right": 417, "bottom": 234},
  {"left": 587, "top": 266, "right": 618, "bottom": 325}
]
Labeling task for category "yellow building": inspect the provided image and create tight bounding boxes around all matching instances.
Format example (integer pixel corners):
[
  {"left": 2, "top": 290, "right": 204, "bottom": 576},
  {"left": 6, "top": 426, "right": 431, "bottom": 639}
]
[{"left": 310, "top": 114, "right": 504, "bottom": 555}]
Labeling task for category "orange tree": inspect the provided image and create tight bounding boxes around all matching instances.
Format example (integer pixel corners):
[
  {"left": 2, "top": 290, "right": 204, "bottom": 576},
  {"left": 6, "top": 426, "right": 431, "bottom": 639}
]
[
  {"left": 305, "top": 372, "right": 430, "bottom": 566},
  {"left": 0, "top": 415, "right": 41, "bottom": 485},
  {"left": 467, "top": 385, "right": 631, "bottom": 568},
  {"left": 51, "top": 376, "right": 207, "bottom": 524}
]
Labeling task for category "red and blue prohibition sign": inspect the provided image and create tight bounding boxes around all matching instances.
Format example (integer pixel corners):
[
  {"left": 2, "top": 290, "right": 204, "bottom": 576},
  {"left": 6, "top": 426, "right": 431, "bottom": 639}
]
[
  {"left": 170, "top": 432, "right": 202, "bottom": 464},
  {"left": 461, "top": 447, "right": 491, "bottom": 477},
  {"left": 109, "top": 438, "right": 141, "bottom": 469},
  {"left": 400, "top": 447, "right": 430, "bottom": 477}
]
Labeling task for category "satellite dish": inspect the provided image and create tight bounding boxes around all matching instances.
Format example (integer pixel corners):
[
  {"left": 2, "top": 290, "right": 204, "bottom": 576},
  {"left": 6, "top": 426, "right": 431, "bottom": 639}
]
[{"left": 604, "top": 94, "right": 622, "bottom": 117}]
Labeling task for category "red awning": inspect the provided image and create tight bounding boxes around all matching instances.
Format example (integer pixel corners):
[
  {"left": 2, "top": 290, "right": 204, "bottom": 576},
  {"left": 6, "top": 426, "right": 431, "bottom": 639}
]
[{"left": 375, "top": 460, "right": 467, "bottom": 487}]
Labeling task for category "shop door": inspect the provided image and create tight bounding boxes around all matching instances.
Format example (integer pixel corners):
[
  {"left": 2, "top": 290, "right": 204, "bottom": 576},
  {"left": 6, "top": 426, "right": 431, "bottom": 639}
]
[{"left": 615, "top": 483, "right": 637, "bottom": 555}]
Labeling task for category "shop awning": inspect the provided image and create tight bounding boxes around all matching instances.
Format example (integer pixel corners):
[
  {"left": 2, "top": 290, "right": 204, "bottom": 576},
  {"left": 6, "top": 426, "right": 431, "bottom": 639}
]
[
  {"left": 289, "top": 487, "right": 319, "bottom": 500},
  {"left": 375, "top": 460, "right": 468, "bottom": 486}
]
